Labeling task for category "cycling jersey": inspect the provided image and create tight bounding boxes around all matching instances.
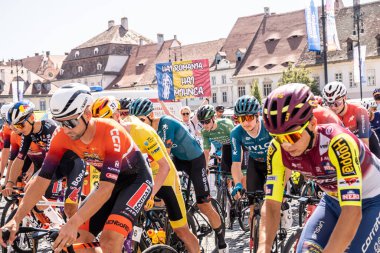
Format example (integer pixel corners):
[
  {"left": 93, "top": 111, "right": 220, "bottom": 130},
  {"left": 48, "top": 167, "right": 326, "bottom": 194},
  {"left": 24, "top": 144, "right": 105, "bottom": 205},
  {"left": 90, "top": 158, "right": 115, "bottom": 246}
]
[
  {"left": 201, "top": 118, "right": 234, "bottom": 150},
  {"left": 157, "top": 115, "right": 203, "bottom": 161},
  {"left": 266, "top": 124, "right": 380, "bottom": 207},
  {"left": 126, "top": 117, "right": 187, "bottom": 228},
  {"left": 18, "top": 119, "right": 57, "bottom": 160},
  {"left": 370, "top": 111, "right": 380, "bottom": 138},
  {"left": 313, "top": 106, "right": 342, "bottom": 125},
  {"left": 10, "top": 131, "right": 44, "bottom": 167},
  {"left": 2, "top": 124, "right": 11, "bottom": 148},
  {"left": 338, "top": 103, "right": 370, "bottom": 138},
  {"left": 231, "top": 118, "right": 272, "bottom": 162}
]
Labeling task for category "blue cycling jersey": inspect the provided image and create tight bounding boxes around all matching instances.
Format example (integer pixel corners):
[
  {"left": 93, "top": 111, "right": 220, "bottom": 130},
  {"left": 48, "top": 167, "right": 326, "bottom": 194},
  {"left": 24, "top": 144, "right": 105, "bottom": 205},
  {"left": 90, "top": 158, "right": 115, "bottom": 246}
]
[
  {"left": 157, "top": 116, "right": 203, "bottom": 161},
  {"left": 230, "top": 118, "right": 272, "bottom": 162},
  {"left": 370, "top": 111, "right": 380, "bottom": 139}
]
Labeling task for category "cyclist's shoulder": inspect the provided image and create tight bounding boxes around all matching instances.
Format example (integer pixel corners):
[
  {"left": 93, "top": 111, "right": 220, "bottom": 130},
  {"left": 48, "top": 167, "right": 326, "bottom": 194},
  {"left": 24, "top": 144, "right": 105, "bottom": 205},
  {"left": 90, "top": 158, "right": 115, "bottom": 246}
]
[{"left": 231, "top": 124, "right": 243, "bottom": 135}]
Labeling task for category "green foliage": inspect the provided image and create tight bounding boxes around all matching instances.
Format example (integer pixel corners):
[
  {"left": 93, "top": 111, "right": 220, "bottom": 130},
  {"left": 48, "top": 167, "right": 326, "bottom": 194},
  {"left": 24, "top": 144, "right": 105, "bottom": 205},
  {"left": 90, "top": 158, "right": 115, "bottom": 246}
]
[
  {"left": 278, "top": 65, "right": 321, "bottom": 95},
  {"left": 250, "top": 79, "right": 262, "bottom": 104}
]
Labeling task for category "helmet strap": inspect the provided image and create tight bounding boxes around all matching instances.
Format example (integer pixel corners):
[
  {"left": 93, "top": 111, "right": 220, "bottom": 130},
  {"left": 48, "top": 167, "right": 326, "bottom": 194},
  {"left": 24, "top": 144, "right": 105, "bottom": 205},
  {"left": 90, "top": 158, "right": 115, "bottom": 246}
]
[
  {"left": 337, "top": 100, "right": 346, "bottom": 115},
  {"left": 147, "top": 115, "right": 153, "bottom": 126},
  {"left": 305, "top": 127, "right": 315, "bottom": 151},
  {"left": 78, "top": 116, "right": 89, "bottom": 139}
]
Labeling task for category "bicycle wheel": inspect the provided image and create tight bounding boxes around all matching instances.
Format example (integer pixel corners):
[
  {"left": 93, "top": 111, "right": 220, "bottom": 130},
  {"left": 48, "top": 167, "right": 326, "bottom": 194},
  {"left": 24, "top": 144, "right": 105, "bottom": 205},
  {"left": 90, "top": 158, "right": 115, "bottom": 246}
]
[
  {"left": 142, "top": 244, "right": 178, "bottom": 253},
  {"left": 251, "top": 214, "right": 260, "bottom": 253},
  {"left": 282, "top": 227, "right": 303, "bottom": 253},
  {"left": 1, "top": 199, "right": 19, "bottom": 227},
  {"left": 238, "top": 199, "right": 250, "bottom": 232}
]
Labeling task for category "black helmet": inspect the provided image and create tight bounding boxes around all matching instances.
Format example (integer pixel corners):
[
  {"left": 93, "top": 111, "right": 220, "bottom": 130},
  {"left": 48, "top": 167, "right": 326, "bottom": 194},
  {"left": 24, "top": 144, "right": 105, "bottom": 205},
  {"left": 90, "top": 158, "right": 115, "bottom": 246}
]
[
  {"left": 197, "top": 105, "right": 215, "bottom": 121},
  {"left": 119, "top": 97, "right": 133, "bottom": 110},
  {"left": 215, "top": 105, "right": 224, "bottom": 112}
]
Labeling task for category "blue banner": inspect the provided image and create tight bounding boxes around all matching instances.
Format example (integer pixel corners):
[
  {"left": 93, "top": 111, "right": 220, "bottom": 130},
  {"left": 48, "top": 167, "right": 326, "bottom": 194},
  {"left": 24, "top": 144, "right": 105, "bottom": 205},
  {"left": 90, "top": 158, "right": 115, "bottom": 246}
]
[
  {"left": 305, "top": 0, "right": 321, "bottom": 52},
  {"left": 156, "top": 62, "right": 175, "bottom": 100}
]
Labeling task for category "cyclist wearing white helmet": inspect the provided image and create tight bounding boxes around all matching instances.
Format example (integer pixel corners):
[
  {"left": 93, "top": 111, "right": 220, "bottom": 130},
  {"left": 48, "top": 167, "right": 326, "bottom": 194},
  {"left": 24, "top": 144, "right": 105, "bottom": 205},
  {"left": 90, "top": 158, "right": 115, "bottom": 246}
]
[
  {"left": 0, "top": 103, "right": 14, "bottom": 178},
  {"left": 0, "top": 83, "right": 154, "bottom": 252},
  {"left": 322, "top": 81, "right": 380, "bottom": 158}
]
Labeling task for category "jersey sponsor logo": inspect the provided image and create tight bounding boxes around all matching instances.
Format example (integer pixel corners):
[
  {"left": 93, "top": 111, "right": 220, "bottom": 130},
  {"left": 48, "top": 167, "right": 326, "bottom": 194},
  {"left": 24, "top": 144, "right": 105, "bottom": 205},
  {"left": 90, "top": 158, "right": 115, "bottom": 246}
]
[
  {"left": 67, "top": 186, "right": 81, "bottom": 203},
  {"left": 338, "top": 177, "right": 360, "bottom": 187},
  {"left": 84, "top": 152, "right": 103, "bottom": 168},
  {"left": 110, "top": 129, "right": 121, "bottom": 152},
  {"left": 361, "top": 211, "right": 380, "bottom": 253},
  {"left": 266, "top": 143, "right": 277, "bottom": 175},
  {"left": 331, "top": 138, "right": 358, "bottom": 176},
  {"left": 72, "top": 170, "right": 85, "bottom": 187},
  {"left": 340, "top": 189, "right": 360, "bottom": 201},
  {"left": 126, "top": 183, "right": 151, "bottom": 212},
  {"left": 265, "top": 184, "right": 274, "bottom": 196},
  {"left": 115, "top": 161, "right": 119, "bottom": 168},
  {"left": 151, "top": 146, "right": 160, "bottom": 155},
  {"left": 248, "top": 142, "right": 270, "bottom": 152},
  {"left": 266, "top": 176, "right": 277, "bottom": 181},
  {"left": 348, "top": 115, "right": 355, "bottom": 123},
  {"left": 311, "top": 221, "right": 325, "bottom": 240},
  {"left": 106, "top": 173, "right": 118, "bottom": 181},
  {"left": 105, "top": 219, "right": 129, "bottom": 233},
  {"left": 107, "top": 167, "right": 119, "bottom": 173},
  {"left": 245, "top": 137, "right": 251, "bottom": 141},
  {"left": 325, "top": 126, "right": 333, "bottom": 135}
]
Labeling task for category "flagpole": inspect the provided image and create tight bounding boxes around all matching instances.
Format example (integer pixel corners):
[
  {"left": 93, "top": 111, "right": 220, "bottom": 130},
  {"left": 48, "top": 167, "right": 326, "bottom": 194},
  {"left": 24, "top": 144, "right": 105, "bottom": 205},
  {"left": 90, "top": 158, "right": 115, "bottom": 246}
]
[
  {"left": 354, "top": 0, "right": 363, "bottom": 100},
  {"left": 321, "top": 0, "right": 329, "bottom": 85}
]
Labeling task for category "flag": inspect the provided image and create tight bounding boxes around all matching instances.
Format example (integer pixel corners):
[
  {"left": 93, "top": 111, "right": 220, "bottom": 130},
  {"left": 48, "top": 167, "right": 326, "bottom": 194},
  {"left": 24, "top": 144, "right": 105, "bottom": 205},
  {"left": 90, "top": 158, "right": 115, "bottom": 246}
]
[
  {"left": 305, "top": 0, "right": 321, "bottom": 51},
  {"left": 354, "top": 45, "right": 366, "bottom": 85},
  {"left": 325, "top": 0, "right": 341, "bottom": 51}
]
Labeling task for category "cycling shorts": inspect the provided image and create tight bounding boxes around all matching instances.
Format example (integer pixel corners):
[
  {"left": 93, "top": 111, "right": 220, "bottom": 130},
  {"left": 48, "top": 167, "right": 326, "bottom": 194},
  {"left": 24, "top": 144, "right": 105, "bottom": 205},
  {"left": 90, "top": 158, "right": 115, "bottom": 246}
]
[
  {"left": 246, "top": 157, "right": 267, "bottom": 205},
  {"left": 173, "top": 154, "right": 211, "bottom": 204},
  {"left": 369, "top": 131, "right": 380, "bottom": 159},
  {"left": 221, "top": 144, "right": 232, "bottom": 173},
  {"left": 297, "top": 193, "right": 380, "bottom": 253},
  {"left": 79, "top": 165, "right": 153, "bottom": 237}
]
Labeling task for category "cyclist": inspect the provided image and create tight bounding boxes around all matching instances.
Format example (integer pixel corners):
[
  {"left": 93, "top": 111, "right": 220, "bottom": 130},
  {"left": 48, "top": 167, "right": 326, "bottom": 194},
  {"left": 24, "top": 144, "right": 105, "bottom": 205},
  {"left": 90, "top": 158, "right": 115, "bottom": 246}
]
[
  {"left": 215, "top": 105, "right": 225, "bottom": 119},
  {"left": 322, "top": 81, "right": 380, "bottom": 158},
  {"left": 197, "top": 105, "right": 234, "bottom": 174},
  {"left": 118, "top": 97, "right": 133, "bottom": 121},
  {"left": 365, "top": 101, "right": 380, "bottom": 140},
  {"left": 91, "top": 96, "right": 199, "bottom": 253},
  {"left": 258, "top": 83, "right": 380, "bottom": 253},
  {"left": 130, "top": 98, "right": 229, "bottom": 253},
  {"left": 373, "top": 88, "right": 380, "bottom": 110},
  {"left": 230, "top": 95, "right": 272, "bottom": 220},
  {"left": 0, "top": 84, "right": 153, "bottom": 253},
  {"left": 0, "top": 103, "right": 14, "bottom": 178}
]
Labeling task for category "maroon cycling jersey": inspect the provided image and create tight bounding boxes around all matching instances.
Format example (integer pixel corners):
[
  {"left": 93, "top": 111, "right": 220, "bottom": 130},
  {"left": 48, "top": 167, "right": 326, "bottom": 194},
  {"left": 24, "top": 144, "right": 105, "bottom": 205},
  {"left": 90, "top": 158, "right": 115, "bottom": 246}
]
[{"left": 39, "top": 118, "right": 145, "bottom": 185}]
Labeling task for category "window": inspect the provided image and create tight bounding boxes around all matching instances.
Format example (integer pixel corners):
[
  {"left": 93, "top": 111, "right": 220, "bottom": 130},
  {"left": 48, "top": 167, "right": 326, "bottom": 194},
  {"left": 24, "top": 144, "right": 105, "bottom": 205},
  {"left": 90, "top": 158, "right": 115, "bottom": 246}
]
[
  {"left": 60, "top": 69, "right": 64, "bottom": 75},
  {"left": 78, "top": 66, "right": 83, "bottom": 73},
  {"left": 263, "top": 83, "right": 272, "bottom": 97},
  {"left": 238, "top": 86, "right": 246, "bottom": 97},
  {"left": 349, "top": 72, "right": 357, "bottom": 88},
  {"left": 335, "top": 72, "right": 343, "bottom": 82},
  {"left": 75, "top": 51, "right": 80, "bottom": 58},
  {"left": 367, "top": 69, "right": 376, "bottom": 86},
  {"left": 222, "top": 92, "right": 227, "bottom": 102},
  {"left": 94, "top": 47, "right": 99, "bottom": 55},
  {"left": 40, "top": 100, "right": 46, "bottom": 111},
  {"left": 97, "top": 63, "right": 102, "bottom": 71},
  {"left": 347, "top": 39, "right": 353, "bottom": 52},
  {"left": 212, "top": 93, "right": 217, "bottom": 103},
  {"left": 211, "top": 76, "right": 216, "bottom": 85},
  {"left": 222, "top": 75, "right": 227, "bottom": 84}
]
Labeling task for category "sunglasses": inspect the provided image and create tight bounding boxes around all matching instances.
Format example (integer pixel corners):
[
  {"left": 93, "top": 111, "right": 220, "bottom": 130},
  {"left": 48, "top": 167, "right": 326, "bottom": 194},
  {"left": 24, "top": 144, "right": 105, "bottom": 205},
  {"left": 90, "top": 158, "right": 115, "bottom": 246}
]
[
  {"left": 237, "top": 115, "right": 256, "bottom": 123},
  {"left": 327, "top": 98, "right": 344, "bottom": 108},
  {"left": 120, "top": 111, "right": 129, "bottom": 117},
  {"left": 270, "top": 121, "right": 310, "bottom": 145},
  {"left": 200, "top": 118, "right": 212, "bottom": 125},
  {"left": 139, "top": 117, "right": 146, "bottom": 122},
  {"left": 14, "top": 114, "right": 31, "bottom": 130},
  {"left": 182, "top": 112, "right": 190, "bottom": 116},
  {"left": 54, "top": 112, "right": 83, "bottom": 129}
]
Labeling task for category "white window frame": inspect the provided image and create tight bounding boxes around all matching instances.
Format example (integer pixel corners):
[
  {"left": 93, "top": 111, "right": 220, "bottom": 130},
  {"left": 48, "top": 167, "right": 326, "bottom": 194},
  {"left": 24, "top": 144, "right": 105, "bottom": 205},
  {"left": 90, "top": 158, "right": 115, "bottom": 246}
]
[
  {"left": 212, "top": 93, "right": 217, "bottom": 103},
  {"left": 222, "top": 91, "right": 227, "bottom": 103},
  {"left": 367, "top": 69, "right": 376, "bottom": 86},
  {"left": 221, "top": 75, "right": 227, "bottom": 84},
  {"left": 39, "top": 100, "right": 46, "bottom": 111},
  {"left": 349, "top": 72, "right": 356, "bottom": 88},
  {"left": 78, "top": 66, "right": 83, "bottom": 73},
  {"left": 263, "top": 83, "right": 272, "bottom": 97},
  {"left": 238, "top": 86, "right": 246, "bottom": 97},
  {"left": 75, "top": 51, "right": 80, "bottom": 58},
  {"left": 335, "top": 72, "right": 343, "bottom": 82},
  {"left": 94, "top": 47, "right": 99, "bottom": 55},
  {"left": 97, "top": 63, "right": 102, "bottom": 71},
  {"left": 211, "top": 76, "right": 216, "bottom": 85}
]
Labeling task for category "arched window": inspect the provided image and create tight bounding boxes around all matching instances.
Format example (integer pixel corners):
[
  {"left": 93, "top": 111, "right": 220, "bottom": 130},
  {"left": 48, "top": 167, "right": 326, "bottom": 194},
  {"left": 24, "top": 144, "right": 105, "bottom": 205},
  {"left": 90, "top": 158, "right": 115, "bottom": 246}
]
[{"left": 78, "top": 66, "right": 83, "bottom": 73}]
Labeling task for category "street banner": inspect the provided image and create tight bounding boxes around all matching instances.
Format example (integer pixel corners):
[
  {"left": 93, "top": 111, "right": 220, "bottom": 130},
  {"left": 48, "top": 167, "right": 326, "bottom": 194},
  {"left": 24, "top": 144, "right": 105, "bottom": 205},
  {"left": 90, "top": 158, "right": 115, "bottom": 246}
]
[
  {"left": 354, "top": 45, "right": 367, "bottom": 85},
  {"left": 325, "top": 0, "right": 341, "bottom": 51},
  {"left": 156, "top": 59, "right": 211, "bottom": 100},
  {"left": 305, "top": 0, "right": 321, "bottom": 51},
  {"left": 11, "top": 80, "right": 24, "bottom": 102}
]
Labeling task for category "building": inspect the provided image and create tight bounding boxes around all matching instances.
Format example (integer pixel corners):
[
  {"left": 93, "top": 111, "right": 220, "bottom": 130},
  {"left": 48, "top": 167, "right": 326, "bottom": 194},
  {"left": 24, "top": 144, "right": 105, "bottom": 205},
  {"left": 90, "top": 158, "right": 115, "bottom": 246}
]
[
  {"left": 53, "top": 17, "right": 153, "bottom": 88},
  {"left": 299, "top": 1, "right": 380, "bottom": 99}
]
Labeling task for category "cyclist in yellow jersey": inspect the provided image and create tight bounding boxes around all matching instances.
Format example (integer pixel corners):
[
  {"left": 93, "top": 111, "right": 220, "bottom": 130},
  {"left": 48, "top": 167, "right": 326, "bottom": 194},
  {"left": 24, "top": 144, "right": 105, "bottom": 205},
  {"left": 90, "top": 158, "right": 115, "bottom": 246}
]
[{"left": 91, "top": 96, "right": 200, "bottom": 253}]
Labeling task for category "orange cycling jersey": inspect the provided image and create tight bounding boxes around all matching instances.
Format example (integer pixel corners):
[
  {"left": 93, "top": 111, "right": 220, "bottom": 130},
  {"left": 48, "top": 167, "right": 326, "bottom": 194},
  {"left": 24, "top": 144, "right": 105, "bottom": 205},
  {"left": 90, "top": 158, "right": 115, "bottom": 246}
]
[
  {"left": 39, "top": 118, "right": 144, "bottom": 185},
  {"left": 10, "top": 131, "right": 44, "bottom": 163},
  {"left": 2, "top": 124, "right": 12, "bottom": 148}
]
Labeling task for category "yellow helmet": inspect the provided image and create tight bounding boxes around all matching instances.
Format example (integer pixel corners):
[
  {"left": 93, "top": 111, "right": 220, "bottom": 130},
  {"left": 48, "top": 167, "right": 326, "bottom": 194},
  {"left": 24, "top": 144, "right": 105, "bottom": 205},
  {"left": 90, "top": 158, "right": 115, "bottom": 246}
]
[{"left": 91, "top": 96, "right": 120, "bottom": 118}]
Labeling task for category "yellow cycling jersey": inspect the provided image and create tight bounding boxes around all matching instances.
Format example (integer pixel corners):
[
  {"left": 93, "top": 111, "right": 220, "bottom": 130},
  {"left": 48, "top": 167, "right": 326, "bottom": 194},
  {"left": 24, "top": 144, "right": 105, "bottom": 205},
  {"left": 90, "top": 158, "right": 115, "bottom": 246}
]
[{"left": 265, "top": 124, "right": 380, "bottom": 207}]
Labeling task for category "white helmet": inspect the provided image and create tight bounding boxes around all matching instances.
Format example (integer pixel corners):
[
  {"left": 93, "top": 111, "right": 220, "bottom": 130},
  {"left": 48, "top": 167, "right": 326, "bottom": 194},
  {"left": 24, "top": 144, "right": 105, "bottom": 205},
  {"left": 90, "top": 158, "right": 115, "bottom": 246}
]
[
  {"left": 322, "top": 81, "right": 347, "bottom": 103},
  {"left": 0, "top": 103, "right": 14, "bottom": 120},
  {"left": 7, "top": 101, "right": 35, "bottom": 125},
  {"left": 50, "top": 83, "right": 93, "bottom": 120}
]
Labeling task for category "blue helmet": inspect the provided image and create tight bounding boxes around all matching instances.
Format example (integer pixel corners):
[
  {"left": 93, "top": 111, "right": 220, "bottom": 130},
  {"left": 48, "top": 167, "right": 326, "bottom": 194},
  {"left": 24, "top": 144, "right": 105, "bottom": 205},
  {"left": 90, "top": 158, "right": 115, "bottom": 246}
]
[
  {"left": 373, "top": 88, "right": 380, "bottom": 99},
  {"left": 7, "top": 101, "right": 35, "bottom": 125},
  {"left": 234, "top": 95, "right": 260, "bottom": 116},
  {"left": 130, "top": 97, "right": 154, "bottom": 116}
]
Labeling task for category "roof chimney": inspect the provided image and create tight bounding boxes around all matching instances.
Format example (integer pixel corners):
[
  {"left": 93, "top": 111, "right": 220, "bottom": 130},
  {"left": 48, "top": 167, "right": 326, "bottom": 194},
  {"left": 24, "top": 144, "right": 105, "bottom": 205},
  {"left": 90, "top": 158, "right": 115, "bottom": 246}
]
[
  {"left": 35, "top": 53, "right": 39, "bottom": 56},
  {"left": 174, "top": 35, "right": 177, "bottom": 40},
  {"left": 139, "top": 38, "right": 144, "bottom": 46},
  {"left": 46, "top": 51, "right": 50, "bottom": 57},
  {"left": 157, "top": 33, "right": 164, "bottom": 45},
  {"left": 65, "top": 52, "right": 69, "bottom": 55},
  {"left": 121, "top": 17, "right": 128, "bottom": 30},
  {"left": 108, "top": 20, "right": 115, "bottom": 29},
  {"left": 264, "top": 7, "right": 270, "bottom": 16}
]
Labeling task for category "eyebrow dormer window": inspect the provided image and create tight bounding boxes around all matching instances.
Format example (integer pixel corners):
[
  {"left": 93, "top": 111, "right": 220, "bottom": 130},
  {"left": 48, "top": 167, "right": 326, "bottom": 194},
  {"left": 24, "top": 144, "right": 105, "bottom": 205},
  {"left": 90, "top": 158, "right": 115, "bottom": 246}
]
[{"left": 94, "top": 47, "right": 99, "bottom": 55}]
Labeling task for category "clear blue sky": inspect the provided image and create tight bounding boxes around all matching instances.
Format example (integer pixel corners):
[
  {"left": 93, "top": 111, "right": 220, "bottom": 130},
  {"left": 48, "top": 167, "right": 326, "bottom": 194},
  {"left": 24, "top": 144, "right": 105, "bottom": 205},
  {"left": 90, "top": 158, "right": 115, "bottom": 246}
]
[{"left": 0, "top": 0, "right": 375, "bottom": 60}]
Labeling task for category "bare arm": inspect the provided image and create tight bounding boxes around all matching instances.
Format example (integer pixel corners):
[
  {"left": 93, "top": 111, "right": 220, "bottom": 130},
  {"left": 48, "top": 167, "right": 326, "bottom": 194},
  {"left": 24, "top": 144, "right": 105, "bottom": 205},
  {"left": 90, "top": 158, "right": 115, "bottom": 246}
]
[
  {"left": 258, "top": 200, "right": 282, "bottom": 253},
  {"left": 0, "top": 148, "right": 9, "bottom": 177},
  {"left": 159, "top": 101, "right": 182, "bottom": 121},
  {"left": 151, "top": 157, "right": 171, "bottom": 197},
  {"left": 323, "top": 206, "right": 362, "bottom": 253},
  {"left": 231, "top": 162, "right": 243, "bottom": 185},
  {"left": 204, "top": 149, "right": 210, "bottom": 167}
]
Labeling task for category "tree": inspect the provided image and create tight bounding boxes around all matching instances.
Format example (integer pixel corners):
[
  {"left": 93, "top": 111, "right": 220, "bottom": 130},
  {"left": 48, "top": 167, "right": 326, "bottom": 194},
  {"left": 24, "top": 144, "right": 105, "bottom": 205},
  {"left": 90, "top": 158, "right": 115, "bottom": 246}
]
[
  {"left": 277, "top": 64, "right": 321, "bottom": 95},
  {"left": 250, "top": 79, "right": 262, "bottom": 104}
]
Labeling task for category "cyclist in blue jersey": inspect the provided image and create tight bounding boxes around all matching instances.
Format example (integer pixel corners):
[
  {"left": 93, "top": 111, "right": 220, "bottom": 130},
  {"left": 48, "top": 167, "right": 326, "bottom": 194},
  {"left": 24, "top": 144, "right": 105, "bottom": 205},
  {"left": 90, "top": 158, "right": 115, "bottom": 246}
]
[
  {"left": 230, "top": 96, "right": 272, "bottom": 218},
  {"left": 130, "top": 98, "right": 229, "bottom": 253},
  {"left": 373, "top": 88, "right": 380, "bottom": 111}
]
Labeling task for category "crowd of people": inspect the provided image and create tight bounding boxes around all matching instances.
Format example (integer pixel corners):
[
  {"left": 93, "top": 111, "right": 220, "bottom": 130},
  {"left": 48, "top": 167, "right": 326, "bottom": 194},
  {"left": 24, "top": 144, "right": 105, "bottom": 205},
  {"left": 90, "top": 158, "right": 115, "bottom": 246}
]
[{"left": 0, "top": 81, "right": 378, "bottom": 253}]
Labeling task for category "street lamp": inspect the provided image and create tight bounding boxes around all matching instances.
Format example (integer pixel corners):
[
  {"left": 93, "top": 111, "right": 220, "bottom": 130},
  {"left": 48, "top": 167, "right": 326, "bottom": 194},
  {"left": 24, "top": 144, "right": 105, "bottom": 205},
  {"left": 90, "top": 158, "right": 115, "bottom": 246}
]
[
  {"left": 353, "top": 0, "right": 364, "bottom": 100},
  {"left": 10, "top": 59, "right": 24, "bottom": 102},
  {"left": 321, "top": 0, "right": 329, "bottom": 85}
]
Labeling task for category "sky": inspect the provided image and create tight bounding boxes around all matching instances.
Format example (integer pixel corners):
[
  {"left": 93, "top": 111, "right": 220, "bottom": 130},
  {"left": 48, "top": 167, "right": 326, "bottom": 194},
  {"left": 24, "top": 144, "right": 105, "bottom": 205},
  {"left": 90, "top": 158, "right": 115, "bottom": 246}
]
[{"left": 0, "top": 0, "right": 376, "bottom": 60}]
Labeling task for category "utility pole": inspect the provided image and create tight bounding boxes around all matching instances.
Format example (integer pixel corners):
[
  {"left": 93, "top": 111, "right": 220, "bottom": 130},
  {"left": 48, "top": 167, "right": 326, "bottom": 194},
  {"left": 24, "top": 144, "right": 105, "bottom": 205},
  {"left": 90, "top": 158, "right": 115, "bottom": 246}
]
[
  {"left": 321, "top": 0, "right": 329, "bottom": 85},
  {"left": 353, "top": 0, "right": 364, "bottom": 100}
]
